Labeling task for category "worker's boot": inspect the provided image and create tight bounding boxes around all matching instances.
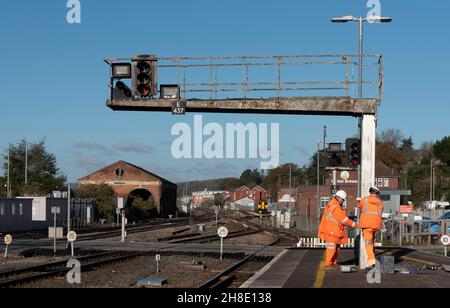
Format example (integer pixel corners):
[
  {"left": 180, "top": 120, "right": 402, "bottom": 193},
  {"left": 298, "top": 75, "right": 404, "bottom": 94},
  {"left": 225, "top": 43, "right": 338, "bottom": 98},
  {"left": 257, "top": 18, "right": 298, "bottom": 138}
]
[{"left": 325, "top": 264, "right": 340, "bottom": 270}]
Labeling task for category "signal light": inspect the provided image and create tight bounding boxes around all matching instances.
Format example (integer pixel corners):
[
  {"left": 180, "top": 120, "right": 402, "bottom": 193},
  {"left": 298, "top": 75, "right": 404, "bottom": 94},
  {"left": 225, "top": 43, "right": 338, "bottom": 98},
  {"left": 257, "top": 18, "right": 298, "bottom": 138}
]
[
  {"left": 346, "top": 138, "right": 361, "bottom": 167},
  {"left": 132, "top": 56, "right": 158, "bottom": 98},
  {"left": 113, "top": 81, "right": 132, "bottom": 99},
  {"left": 327, "top": 151, "right": 344, "bottom": 167}
]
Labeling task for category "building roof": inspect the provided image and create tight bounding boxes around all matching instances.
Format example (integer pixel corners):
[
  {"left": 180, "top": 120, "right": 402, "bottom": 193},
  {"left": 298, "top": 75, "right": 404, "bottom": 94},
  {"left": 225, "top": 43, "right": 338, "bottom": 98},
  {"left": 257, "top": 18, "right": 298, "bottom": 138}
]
[
  {"left": 252, "top": 185, "right": 268, "bottom": 193},
  {"left": 235, "top": 185, "right": 250, "bottom": 191},
  {"left": 79, "top": 160, "right": 176, "bottom": 186},
  {"left": 376, "top": 161, "right": 400, "bottom": 177},
  {"left": 278, "top": 194, "right": 296, "bottom": 203}
]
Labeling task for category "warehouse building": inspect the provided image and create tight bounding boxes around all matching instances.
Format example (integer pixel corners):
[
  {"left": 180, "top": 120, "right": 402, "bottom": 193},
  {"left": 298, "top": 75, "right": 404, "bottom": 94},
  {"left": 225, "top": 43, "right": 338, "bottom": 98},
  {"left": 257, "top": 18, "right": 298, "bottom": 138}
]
[{"left": 79, "top": 161, "right": 177, "bottom": 217}]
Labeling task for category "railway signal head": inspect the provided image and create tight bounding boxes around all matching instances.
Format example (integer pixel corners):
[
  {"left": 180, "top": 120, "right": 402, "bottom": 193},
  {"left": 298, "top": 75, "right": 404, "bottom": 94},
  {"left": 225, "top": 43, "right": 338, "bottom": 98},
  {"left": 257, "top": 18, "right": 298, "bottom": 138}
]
[
  {"left": 113, "top": 81, "right": 132, "bottom": 99},
  {"left": 346, "top": 138, "right": 361, "bottom": 167},
  {"left": 132, "top": 55, "right": 158, "bottom": 98}
]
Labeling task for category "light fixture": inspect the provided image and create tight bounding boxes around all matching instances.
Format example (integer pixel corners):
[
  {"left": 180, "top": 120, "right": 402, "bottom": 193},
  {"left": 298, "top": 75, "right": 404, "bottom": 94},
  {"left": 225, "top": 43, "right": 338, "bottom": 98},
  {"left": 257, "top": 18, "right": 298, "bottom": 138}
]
[
  {"left": 331, "top": 15, "right": 355, "bottom": 23},
  {"left": 328, "top": 143, "right": 342, "bottom": 152},
  {"left": 112, "top": 63, "right": 132, "bottom": 79},
  {"left": 160, "top": 84, "right": 180, "bottom": 99},
  {"left": 367, "top": 16, "right": 392, "bottom": 23}
]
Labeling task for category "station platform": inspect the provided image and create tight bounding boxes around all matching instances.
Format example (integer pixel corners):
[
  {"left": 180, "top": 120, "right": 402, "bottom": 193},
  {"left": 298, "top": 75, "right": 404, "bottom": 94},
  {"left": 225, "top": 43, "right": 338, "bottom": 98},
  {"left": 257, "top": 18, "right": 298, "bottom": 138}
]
[{"left": 241, "top": 247, "right": 450, "bottom": 288}]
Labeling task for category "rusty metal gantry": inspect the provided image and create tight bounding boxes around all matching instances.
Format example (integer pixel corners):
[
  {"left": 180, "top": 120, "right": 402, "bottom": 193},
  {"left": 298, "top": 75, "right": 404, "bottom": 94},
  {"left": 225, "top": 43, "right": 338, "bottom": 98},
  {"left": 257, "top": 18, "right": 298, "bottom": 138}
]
[{"left": 105, "top": 54, "right": 383, "bottom": 116}]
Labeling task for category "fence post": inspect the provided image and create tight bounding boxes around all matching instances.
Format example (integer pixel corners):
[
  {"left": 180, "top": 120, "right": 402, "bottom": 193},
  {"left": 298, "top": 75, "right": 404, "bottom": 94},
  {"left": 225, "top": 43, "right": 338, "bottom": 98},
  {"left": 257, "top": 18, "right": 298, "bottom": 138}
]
[{"left": 399, "top": 221, "right": 403, "bottom": 247}]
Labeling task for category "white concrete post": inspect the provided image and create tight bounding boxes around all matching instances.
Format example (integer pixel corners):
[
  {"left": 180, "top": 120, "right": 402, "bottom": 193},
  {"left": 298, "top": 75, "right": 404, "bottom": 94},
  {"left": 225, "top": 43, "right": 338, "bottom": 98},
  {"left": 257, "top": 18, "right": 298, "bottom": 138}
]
[{"left": 359, "top": 114, "right": 377, "bottom": 269}]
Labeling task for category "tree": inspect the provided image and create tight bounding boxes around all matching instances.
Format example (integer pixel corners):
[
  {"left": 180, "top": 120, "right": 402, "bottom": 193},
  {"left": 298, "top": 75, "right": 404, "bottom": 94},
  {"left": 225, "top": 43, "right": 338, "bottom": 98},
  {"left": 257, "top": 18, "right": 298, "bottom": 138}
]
[
  {"left": 376, "top": 141, "right": 406, "bottom": 173},
  {"left": 2, "top": 139, "right": 66, "bottom": 197},
  {"left": 379, "top": 129, "right": 403, "bottom": 148},
  {"left": 239, "top": 169, "right": 263, "bottom": 187},
  {"left": 219, "top": 177, "right": 241, "bottom": 191},
  {"left": 0, "top": 176, "right": 6, "bottom": 197},
  {"left": 75, "top": 184, "right": 117, "bottom": 222},
  {"left": 126, "top": 196, "right": 157, "bottom": 222},
  {"left": 262, "top": 163, "right": 305, "bottom": 202},
  {"left": 434, "top": 136, "right": 450, "bottom": 166}
]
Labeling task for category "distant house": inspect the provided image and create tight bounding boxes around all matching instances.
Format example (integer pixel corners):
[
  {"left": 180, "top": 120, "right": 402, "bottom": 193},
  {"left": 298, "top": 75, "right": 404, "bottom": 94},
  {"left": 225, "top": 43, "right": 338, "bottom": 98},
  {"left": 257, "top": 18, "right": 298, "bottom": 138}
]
[
  {"left": 79, "top": 161, "right": 177, "bottom": 217},
  {"left": 191, "top": 189, "right": 229, "bottom": 206},
  {"left": 226, "top": 185, "right": 268, "bottom": 209}
]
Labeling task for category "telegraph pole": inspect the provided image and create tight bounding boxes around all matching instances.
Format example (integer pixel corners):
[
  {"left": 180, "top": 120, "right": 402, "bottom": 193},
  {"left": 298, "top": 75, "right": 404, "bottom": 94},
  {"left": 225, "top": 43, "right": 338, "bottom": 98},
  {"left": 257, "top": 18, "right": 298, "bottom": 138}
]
[
  {"left": 67, "top": 183, "right": 71, "bottom": 235},
  {"left": 7, "top": 146, "right": 11, "bottom": 198},
  {"left": 430, "top": 159, "right": 433, "bottom": 203},
  {"left": 316, "top": 141, "right": 321, "bottom": 232},
  {"left": 24, "top": 139, "right": 28, "bottom": 186}
]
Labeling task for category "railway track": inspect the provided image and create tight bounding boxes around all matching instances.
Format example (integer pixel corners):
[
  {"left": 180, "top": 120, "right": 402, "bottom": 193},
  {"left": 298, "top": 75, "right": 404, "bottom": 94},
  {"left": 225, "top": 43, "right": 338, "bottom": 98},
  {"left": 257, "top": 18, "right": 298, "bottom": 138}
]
[
  {"left": 0, "top": 251, "right": 141, "bottom": 288},
  {"left": 6, "top": 212, "right": 213, "bottom": 240},
  {"left": 197, "top": 239, "right": 279, "bottom": 289},
  {"left": 77, "top": 215, "right": 216, "bottom": 241}
]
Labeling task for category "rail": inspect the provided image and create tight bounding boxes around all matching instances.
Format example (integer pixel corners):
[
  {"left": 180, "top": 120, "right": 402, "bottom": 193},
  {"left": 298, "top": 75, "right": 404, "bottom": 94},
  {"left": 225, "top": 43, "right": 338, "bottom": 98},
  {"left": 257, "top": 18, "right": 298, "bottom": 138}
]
[{"left": 106, "top": 54, "right": 383, "bottom": 102}]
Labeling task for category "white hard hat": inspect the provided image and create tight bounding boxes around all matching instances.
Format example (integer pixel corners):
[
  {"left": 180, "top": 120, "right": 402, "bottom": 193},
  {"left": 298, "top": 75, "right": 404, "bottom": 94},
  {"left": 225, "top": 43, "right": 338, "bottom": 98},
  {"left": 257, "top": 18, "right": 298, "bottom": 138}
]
[
  {"left": 335, "top": 190, "right": 347, "bottom": 200},
  {"left": 370, "top": 186, "right": 380, "bottom": 193}
]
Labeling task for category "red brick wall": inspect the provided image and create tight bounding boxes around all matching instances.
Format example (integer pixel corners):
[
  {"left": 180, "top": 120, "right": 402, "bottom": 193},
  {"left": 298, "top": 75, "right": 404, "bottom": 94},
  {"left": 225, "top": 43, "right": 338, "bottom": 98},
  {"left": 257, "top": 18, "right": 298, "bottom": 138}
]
[
  {"left": 79, "top": 161, "right": 176, "bottom": 216},
  {"left": 251, "top": 187, "right": 267, "bottom": 203}
]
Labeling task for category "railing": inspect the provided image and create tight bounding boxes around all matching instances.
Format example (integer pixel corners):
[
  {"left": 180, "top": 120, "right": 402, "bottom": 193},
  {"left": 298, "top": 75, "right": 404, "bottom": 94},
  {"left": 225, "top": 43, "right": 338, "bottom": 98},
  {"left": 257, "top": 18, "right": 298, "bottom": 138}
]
[
  {"left": 296, "top": 237, "right": 380, "bottom": 248},
  {"left": 108, "top": 54, "right": 383, "bottom": 102},
  {"left": 384, "top": 219, "right": 450, "bottom": 246}
]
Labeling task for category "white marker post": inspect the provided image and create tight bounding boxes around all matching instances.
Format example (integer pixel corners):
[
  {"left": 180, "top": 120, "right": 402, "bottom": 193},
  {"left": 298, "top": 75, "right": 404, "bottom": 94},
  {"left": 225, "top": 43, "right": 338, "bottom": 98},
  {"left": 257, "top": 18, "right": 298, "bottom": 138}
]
[
  {"left": 117, "top": 197, "right": 124, "bottom": 227},
  {"left": 121, "top": 209, "right": 126, "bottom": 243},
  {"left": 156, "top": 254, "right": 161, "bottom": 273},
  {"left": 271, "top": 210, "right": 276, "bottom": 227},
  {"left": 4, "top": 235, "right": 12, "bottom": 258},
  {"left": 214, "top": 207, "right": 219, "bottom": 226},
  {"left": 67, "top": 231, "right": 77, "bottom": 257},
  {"left": 441, "top": 235, "right": 450, "bottom": 257},
  {"left": 51, "top": 206, "right": 60, "bottom": 254},
  {"left": 218, "top": 226, "right": 228, "bottom": 260}
]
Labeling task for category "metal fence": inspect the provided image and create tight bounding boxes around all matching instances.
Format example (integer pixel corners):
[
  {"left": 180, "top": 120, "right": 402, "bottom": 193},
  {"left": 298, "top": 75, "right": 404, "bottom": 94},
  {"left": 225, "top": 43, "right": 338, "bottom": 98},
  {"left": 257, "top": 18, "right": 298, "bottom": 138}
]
[
  {"left": 384, "top": 219, "right": 450, "bottom": 246},
  {"left": 416, "top": 209, "right": 447, "bottom": 220},
  {"left": 108, "top": 54, "right": 383, "bottom": 101}
]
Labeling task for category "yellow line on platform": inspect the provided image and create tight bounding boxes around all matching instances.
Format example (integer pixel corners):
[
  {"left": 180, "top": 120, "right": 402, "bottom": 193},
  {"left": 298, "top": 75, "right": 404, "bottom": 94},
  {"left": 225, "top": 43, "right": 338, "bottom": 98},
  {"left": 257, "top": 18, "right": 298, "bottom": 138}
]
[
  {"left": 400, "top": 256, "right": 439, "bottom": 266},
  {"left": 313, "top": 253, "right": 326, "bottom": 289}
]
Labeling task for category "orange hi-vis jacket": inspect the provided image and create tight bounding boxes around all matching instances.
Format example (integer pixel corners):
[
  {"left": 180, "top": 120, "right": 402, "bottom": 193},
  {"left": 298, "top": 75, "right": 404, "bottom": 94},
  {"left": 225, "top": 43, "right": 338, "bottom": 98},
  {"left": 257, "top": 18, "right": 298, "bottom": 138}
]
[
  {"left": 358, "top": 194, "right": 384, "bottom": 230},
  {"left": 318, "top": 198, "right": 357, "bottom": 244}
]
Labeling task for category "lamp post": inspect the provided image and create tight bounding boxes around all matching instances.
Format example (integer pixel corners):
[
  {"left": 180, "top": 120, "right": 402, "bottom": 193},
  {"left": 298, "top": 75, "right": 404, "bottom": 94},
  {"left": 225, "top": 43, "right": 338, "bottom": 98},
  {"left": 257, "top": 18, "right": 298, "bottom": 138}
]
[
  {"left": 332, "top": 15, "right": 392, "bottom": 270},
  {"left": 331, "top": 15, "right": 392, "bottom": 99}
]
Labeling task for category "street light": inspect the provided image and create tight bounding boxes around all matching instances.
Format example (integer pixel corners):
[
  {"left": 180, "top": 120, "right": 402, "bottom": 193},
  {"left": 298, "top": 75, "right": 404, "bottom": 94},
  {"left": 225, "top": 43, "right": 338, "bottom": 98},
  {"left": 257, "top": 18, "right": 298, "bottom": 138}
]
[
  {"left": 332, "top": 14, "right": 392, "bottom": 270},
  {"left": 331, "top": 15, "right": 392, "bottom": 99}
]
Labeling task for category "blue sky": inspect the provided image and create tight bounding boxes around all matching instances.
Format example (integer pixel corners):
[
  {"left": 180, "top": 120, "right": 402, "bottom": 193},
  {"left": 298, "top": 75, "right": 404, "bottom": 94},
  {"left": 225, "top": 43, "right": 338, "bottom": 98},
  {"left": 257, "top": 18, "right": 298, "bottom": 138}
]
[{"left": 1, "top": 0, "right": 449, "bottom": 183}]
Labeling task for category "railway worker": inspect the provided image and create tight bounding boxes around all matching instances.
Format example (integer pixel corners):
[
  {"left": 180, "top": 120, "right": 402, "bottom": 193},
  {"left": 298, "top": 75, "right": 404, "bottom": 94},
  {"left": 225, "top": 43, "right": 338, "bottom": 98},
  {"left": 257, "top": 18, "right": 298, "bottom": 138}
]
[
  {"left": 318, "top": 190, "right": 358, "bottom": 269},
  {"left": 358, "top": 186, "right": 384, "bottom": 269}
]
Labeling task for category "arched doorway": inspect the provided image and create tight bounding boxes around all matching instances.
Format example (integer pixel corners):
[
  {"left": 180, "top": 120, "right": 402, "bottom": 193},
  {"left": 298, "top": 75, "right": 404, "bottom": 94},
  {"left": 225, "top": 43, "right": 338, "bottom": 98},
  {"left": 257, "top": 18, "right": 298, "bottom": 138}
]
[{"left": 125, "top": 189, "right": 157, "bottom": 221}]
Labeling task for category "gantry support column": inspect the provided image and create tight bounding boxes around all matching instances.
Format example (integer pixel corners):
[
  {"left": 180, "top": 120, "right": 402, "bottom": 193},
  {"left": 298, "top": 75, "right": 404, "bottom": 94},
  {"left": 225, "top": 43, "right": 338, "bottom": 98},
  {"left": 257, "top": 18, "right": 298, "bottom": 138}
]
[{"left": 359, "top": 114, "right": 377, "bottom": 269}]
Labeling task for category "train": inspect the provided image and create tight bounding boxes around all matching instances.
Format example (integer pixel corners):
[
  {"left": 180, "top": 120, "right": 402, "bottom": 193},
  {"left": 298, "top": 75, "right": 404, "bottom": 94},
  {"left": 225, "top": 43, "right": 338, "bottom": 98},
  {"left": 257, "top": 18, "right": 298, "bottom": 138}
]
[
  {"left": 0, "top": 197, "right": 96, "bottom": 234},
  {"left": 256, "top": 200, "right": 269, "bottom": 213}
]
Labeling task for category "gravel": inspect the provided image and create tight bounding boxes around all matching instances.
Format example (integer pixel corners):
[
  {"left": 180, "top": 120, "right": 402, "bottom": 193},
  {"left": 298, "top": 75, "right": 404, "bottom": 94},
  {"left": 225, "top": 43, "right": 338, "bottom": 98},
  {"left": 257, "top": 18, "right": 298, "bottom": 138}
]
[{"left": 13, "top": 254, "right": 268, "bottom": 288}]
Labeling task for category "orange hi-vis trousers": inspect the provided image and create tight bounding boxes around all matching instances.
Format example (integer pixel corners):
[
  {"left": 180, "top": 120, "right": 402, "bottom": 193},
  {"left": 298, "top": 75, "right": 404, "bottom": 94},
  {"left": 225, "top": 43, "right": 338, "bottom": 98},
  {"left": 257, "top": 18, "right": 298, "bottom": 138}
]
[
  {"left": 363, "top": 229, "right": 377, "bottom": 266},
  {"left": 325, "top": 243, "right": 341, "bottom": 266}
]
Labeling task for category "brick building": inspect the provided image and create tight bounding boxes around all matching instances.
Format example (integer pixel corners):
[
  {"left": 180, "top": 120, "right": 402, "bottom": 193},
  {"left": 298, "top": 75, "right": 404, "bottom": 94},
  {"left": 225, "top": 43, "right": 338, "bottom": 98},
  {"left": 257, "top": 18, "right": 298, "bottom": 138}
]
[
  {"left": 227, "top": 186, "right": 268, "bottom": 203},
  {"left": 225, "top": 186, "right": 268, "bottom": 209},
  {"left": 79, "top": 161, "right": 177, "bottom": 217},
  {"left": 191, "top": 190, "right": 230, "bottom": 206}
]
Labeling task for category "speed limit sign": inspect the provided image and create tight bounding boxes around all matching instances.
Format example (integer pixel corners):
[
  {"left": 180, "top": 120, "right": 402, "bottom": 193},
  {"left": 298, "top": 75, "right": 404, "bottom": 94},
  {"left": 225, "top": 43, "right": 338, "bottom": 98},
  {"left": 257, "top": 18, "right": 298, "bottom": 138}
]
[
  {"left": 441, "top": 235, "right": 450, "bottom": 246},
  {"left": 67, "top": 231, "right": 77, "bottom": 242},
  {"left": 4, "top": 234, "right": 12, "bottom": 246},
  {"left": 4, "top": 235, "right": 12, "bottom": 259},
  {"left": 217, "top": 226, "right": 229, "bottom": 238}
]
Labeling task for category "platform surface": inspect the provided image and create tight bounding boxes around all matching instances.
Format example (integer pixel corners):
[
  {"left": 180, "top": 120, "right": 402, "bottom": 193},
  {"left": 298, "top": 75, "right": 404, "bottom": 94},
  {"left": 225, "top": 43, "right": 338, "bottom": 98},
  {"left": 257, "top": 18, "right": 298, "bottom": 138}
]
[{"left": 241, "top": 247, "right": 450, "bottom": 288}]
